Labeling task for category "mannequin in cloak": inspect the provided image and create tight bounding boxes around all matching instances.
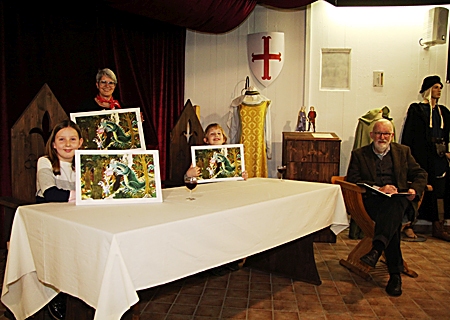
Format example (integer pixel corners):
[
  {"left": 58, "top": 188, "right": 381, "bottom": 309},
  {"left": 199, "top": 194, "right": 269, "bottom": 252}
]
[
  {"left": 353, "top": 106, "right": 396, "bottom": 149},
  {"left": 227, "top": 86, "right": 271, "bottom": 178}
]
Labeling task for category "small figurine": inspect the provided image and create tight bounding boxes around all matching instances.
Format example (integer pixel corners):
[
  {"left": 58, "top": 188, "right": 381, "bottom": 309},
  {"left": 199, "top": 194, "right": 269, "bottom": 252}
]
[
  {"left": 295, "top": 106, "right": 307, "bottom": 132},
  {"left": 308, "top": 106, "right": 317, "bottom": 132}
]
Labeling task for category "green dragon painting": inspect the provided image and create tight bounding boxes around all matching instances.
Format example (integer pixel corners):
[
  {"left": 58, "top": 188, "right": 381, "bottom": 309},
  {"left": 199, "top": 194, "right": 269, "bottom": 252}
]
[
  {"left": 71, "top": 108, "right": 144, "bottom": 150},
  {"left": 193, "top": 145, "right": 244, "bottom": 182},
  {"left": 79, "top": 152, "right": 157, "bottom": 200}
]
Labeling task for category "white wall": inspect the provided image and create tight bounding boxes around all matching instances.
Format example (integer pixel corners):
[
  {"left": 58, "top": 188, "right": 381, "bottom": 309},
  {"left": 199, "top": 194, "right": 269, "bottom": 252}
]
[
  {"left": 185, "top": 6, "right": 306, "bottom": 178},
  {"left": 185, "top": 1, "right": 450, "bottom": 177},
  {"left": 307, "top": 1, "right": 450, "bottom": 174}
]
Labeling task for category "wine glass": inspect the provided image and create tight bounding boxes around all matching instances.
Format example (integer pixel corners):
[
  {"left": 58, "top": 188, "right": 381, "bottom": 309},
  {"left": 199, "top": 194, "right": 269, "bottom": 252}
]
[
  {"left": 277, "top": 165, "right": 287, "bottom": 181},
  {"left": 184, "top": 176, "right": 198, "bottom": 200}
]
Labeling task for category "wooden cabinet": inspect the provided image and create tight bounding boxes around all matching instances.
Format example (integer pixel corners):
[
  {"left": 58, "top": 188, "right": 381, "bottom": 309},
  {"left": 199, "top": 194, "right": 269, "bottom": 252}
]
[
  {"left": 282, "top": 132, "right": 341, "bottom": 183},
  {"left": 282, "top": 132, "right": 341, "bottom": 243}
]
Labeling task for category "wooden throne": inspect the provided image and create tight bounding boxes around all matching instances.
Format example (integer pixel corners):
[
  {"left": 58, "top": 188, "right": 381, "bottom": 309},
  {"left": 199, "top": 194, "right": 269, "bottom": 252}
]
[
  {"left": 166, "top": 99, "right": 204, "bottom": 187},
  {"left": 332, "top": 176, "right": 419, "bottom": 279},
  {"left": 0, "top": 83, "right": 68, "bottom": 248}
]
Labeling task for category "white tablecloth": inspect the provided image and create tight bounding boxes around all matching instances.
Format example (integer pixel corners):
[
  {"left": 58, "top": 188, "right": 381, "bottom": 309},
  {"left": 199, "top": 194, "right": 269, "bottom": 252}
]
[{"left": 1, "top": 178, "right": 348, "bottom": 320}]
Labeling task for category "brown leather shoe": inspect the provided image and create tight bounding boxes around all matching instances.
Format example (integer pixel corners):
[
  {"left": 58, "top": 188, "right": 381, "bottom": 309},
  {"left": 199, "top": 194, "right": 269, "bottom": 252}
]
[{"left": 432, "top": 221, "right": 450, "bottom": 241}]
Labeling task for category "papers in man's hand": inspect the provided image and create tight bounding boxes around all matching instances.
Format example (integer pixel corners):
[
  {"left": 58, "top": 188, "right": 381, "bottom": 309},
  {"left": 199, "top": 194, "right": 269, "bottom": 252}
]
[{"left": 357, "top": 183, "right": 410, "bottom": 197}]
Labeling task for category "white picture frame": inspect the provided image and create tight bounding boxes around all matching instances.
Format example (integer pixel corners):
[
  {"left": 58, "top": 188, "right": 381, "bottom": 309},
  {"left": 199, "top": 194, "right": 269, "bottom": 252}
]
[
  {"left": 70, "top": 108, "right": 145, "bottom": 150},
  {"left": 75, "top": 149, "right": 162, "bottom": 205},
  {"left": 191, "top": 144, "right": 245, "bottom": 184}
]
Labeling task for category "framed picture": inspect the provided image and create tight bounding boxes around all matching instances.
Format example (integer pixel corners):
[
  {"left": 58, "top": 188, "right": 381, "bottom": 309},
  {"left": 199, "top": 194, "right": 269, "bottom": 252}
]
[
  {"left": 191, "top": 144, "right": 245, "bottom": 184},
  {"left": 70, "top": 108, "right": 145, "bottom": 150},
  {"left": 75, "top": 150, "right": 162, "bottom": 205}
]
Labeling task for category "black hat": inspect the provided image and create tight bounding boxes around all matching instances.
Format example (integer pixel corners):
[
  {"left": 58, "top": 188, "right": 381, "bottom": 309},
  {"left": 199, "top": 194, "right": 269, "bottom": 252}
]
[{"left": 420, "top": 75, "right": 443, "bottom": 93}]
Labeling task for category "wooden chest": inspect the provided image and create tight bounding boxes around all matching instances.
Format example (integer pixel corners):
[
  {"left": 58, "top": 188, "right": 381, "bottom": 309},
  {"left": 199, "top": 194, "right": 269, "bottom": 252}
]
[
  {"left": 282, "top": 132, "right": 342, "bottom": 243},
  {"left": 282, "top": 132, "right": 341, "bottom": 183}
]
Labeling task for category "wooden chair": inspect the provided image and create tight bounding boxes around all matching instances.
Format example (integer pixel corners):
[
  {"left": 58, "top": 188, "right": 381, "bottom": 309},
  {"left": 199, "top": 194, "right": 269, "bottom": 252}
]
[
  {"left": 0, "top": 84, "right": 69, "bottom": 319},
  {"left": 0, "top": 84, "right": 68, "bottom": 249},
  {"left": 166, "top": 99, "right": 204, "bottom": 188},
  {"left": 331, "top": 176, "right": 419, "bottom": 280}
]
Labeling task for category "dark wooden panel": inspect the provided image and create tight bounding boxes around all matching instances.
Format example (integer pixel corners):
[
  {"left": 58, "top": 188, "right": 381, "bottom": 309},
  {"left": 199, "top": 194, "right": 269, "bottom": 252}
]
[
  {"left": 287, "top": 162, "right": 339, "bottom": 183},
  {"left": 285, "top": 140, "right": 313, "bottom": 162},
  {"left": 283, "top": 132, "right": 341, "bottom": 184},
  {"left": 312, "top": 227, "right": 337, "bottom": 243},
  {"left": 282, "top": 132, "right": 341, "bottom": 244},
  {"left": 0, "top": 197, "right": 31, "bottom": 249},
  {"left": 167, "top": 99, "right": 204, "bottom": 188},
  {"left": 315, "top": 140, "right": 341, "bottom": 163},
  {"left": 11, "top": 84, "right": 68, "bottom": 203},
  {"left": 244, "top": 231, "right": 321, "bottom": 285},
  {"left": 1, "top": 84, "right": 67, "bottom": 248},
  {"left": 285, "top": 140, "right": 340, "bottom": 163}
]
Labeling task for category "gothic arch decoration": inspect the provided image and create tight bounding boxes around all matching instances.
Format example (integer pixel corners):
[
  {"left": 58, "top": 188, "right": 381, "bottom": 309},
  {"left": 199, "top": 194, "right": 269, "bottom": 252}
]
[
  {"left": 167, "top": 99, "right": 203, "bottom": 187},
  {"left": 11, "top": 84, "right": 68, "bottom": 203}
]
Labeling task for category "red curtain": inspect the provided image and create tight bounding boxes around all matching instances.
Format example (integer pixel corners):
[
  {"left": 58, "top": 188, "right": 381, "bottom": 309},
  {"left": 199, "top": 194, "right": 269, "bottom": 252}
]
[
  {"left": 106, "top": 0, "right": 315, "bottom": 33},
  {"left": 0, "top": 2, "right": 185, "bottom": 197},
  {"left": 0, "top": 1, "right": 7, "bottom": 198},
  {"left": 95, "top": 11, "right": 186, "bottom": 176}
]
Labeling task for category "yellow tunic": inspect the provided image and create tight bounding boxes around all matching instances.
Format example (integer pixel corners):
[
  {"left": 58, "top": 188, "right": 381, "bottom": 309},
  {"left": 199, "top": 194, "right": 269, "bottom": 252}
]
[{"left": 239, "top": 101, "right": 269, "bottom": 178}]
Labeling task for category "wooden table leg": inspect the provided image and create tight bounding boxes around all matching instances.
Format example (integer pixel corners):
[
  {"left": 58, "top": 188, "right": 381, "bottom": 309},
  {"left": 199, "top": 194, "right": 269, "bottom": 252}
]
[
  {"left": 244, "top": 231, "right": 321, "bottom": 285},
  {"left": 65, "top": 295, "right": 94, "bottom": 320}
]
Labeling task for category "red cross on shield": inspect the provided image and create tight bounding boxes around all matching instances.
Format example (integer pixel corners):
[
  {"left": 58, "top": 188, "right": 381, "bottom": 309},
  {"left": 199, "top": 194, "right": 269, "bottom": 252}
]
[{"left": 247, "top": 32, "right": 284, "bottom": 87}]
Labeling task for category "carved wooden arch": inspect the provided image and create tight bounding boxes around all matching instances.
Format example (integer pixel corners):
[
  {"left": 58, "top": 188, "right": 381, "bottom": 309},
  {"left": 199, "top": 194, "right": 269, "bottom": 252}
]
[
  {"left": 11, "top": 83, "right": 68, "bottom": 203},
  {"left": 167, "top": 99, "right": 204, "bottom": 187}
]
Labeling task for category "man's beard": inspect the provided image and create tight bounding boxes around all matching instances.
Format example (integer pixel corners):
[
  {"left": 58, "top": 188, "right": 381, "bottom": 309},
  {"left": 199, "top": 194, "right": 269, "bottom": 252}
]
[{"left": 374, "top": 140, "right": 388, "bottom": 153}]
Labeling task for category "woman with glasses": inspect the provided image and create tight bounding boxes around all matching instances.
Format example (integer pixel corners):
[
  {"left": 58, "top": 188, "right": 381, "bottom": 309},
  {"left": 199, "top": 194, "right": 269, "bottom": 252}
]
[{"left": 78, "top": 68, "right": 122, "bottom": 111}]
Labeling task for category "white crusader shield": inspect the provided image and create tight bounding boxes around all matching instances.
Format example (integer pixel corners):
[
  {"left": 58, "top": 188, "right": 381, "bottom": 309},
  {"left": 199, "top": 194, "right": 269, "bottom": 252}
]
[{"left": 247, "top": 32, "right": 284, "bottom": 88}]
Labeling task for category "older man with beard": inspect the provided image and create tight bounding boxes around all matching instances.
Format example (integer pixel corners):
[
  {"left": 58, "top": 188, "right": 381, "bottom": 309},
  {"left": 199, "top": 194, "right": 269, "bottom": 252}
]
[{"left": 346, "top": 119, "right": 427, "bottom": 296}]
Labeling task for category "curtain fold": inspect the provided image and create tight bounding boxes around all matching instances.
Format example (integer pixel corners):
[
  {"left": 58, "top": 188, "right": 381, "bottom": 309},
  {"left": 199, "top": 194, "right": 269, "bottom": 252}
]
[
  {"left": 260, "top": 0, "right": 314, "bottom": 8},
  {"left": 0, "top": 1, "right": 8, "bottom": 199},
  {"left": 96, "top": 12, "right": 186, "bottom": 178},
  {"left": 105, "top": 0, "right": 315, "bottom": 33}
]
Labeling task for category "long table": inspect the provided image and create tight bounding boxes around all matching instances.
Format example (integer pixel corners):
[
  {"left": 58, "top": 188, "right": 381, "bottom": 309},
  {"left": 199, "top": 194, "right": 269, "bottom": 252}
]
[{"left": 1, "top": 178, "right": 348, "bottom": 320}]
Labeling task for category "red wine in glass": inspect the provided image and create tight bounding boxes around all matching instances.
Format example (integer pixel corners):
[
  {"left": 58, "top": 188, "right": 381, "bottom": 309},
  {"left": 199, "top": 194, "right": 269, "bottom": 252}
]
[
  {"left": 184, "top": 176, "right": 197, "bottom": 200},
  {"left": 277, "top": 165, "right": 287, "bottom": 181},
  {"left": 185, "top": 181, "right": 197, "bottom": 190}
]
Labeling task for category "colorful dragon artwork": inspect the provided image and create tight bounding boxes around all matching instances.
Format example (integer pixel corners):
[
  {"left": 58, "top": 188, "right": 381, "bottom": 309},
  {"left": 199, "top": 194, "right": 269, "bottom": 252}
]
[
  {"left": 208, "top": 152, "right": 236, "bottom": 178},
  {"left": 74, "top": 111, "right": 141, "bottom": 150},
  {"left": 95, "top": 118, "right": 137, "bottom": 150},
  {"left": 80, "top": 154, "right": 156, "bottom": 200},
  {"left": 196, "top": 147, "right": 243, "bottom": 181}
]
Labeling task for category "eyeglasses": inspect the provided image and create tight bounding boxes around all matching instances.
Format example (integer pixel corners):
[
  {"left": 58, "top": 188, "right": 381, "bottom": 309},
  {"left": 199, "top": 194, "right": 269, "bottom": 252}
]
[
  {"left": 373, "top": 132, "right": 393, "bottom": 137},
  {"left": 99, "top": 80, "right": 116, "bottom": 86}
]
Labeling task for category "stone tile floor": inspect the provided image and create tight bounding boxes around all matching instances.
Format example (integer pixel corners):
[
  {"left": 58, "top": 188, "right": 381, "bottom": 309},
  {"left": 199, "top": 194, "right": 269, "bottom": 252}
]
[{"left": 1, "top": 228, "right": 449, "bottom": 319}]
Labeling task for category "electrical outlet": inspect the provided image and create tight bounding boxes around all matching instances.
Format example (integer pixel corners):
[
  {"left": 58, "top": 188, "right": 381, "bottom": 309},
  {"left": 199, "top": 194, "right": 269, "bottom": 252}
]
[{"left": 373, "top": 71, "right": 384, "bottom": 87}]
